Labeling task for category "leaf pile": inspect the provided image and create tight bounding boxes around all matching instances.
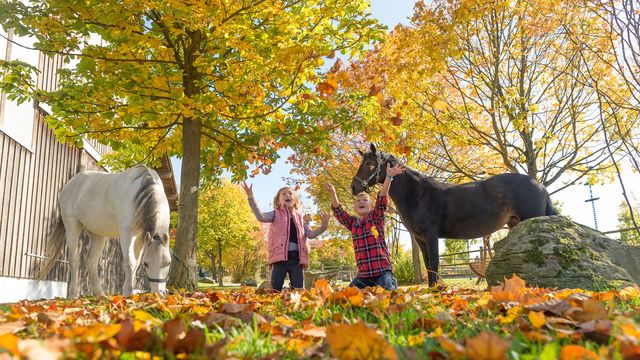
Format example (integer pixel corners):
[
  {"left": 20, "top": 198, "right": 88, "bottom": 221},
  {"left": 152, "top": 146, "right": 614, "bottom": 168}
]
[{"left": 1, "top": 275, "right": 640, "bottom": 359}]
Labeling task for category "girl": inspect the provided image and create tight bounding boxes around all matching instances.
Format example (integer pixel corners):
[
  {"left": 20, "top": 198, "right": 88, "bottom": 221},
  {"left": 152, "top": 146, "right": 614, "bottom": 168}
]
[{"left": 242, "top": 183, "right": 329, "bottom": 291}]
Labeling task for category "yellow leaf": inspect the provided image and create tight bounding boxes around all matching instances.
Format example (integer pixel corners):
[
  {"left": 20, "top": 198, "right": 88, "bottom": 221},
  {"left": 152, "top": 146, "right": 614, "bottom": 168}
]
[
  {"left": 620, "top": 322, "right": 640, "bottom": 340},
  {"left": 132, "top": 310, "right": 162, "bottom": 326},
  {"left": 433, "top": 100, "right": 447, "bottom": 111},
  {"left": 0, "top": 333, "right": 19, "bottom": 356},
  {"left": 370, "top": 225, "right": 379, "bottom": 237},
  {"left": 274, "top": 316, "right": 297, "bottom": 327},
  {"left": 528, "top": 311, "right": 546, "bottom": 329},
  {"left": 80, "top": 324, "right": 122, "bottom": 343},
  {"left": 408, "top": 332, "right": 426, "bottom": 346},
  {"left": 619, "top": 286, "right": 640, "bottom": 300},
  {"left": 326, "top": 321, "right": 398, "bottom": 360}
]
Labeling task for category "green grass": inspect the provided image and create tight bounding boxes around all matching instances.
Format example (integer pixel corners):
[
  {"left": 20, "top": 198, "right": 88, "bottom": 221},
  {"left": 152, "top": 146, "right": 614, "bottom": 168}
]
[{"left": 197, "top": 282, "right": 242, "bottom": 290}]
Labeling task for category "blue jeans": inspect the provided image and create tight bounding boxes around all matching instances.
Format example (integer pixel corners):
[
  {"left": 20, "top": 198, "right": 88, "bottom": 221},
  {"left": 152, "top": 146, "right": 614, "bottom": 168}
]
[{"left": 349, "top": 270, "right": 398, "bottom": 290}]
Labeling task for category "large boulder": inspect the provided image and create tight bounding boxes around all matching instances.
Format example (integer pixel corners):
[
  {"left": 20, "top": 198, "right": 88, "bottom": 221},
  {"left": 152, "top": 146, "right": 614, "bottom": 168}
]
[{"left": 486, "top": 216, "right": 640, "bottom": 290}]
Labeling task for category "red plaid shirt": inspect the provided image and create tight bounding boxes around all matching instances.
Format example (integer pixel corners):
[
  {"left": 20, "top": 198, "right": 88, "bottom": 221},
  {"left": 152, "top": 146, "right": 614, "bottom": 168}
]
[{"left": 332, "top": 194, "right": 392, "bottom": 278}]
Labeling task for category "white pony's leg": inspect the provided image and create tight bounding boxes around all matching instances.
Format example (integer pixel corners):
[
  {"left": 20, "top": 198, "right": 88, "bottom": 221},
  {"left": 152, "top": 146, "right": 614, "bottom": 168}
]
[
  {"left": 87, "top": 232, "right": 107, "bottom": 297},
  {"left": 63, "top": 216, "right": 82, "bottom": 298},
  {"left": 119, "top": 227, "right": 136, "bottom": 296}
]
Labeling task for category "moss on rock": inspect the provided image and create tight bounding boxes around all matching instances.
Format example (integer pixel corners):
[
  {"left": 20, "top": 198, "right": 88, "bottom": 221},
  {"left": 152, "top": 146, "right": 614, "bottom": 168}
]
[{"left": 485, "top": 215, "right": 638, "bottom": 290}]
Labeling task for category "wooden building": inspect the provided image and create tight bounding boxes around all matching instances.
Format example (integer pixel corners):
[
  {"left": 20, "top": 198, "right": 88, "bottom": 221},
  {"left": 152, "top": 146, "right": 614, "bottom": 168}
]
[{"left": 0, "top": 30, "right": 178, "bottom": 303}]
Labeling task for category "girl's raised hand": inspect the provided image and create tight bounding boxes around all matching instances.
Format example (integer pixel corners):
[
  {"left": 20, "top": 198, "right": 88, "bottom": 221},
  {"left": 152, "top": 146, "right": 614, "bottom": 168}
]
[
  {"left": 319, "top": 211, "right": 329, "bottom": 227},
  {"left": 241, "top": 181, "right": 254, "bottom": 198}
]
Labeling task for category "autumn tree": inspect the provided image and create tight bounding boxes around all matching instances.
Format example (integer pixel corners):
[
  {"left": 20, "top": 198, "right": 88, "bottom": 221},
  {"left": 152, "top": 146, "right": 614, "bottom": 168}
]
[
  {"left": 0, "top": 0, "right": 384, "bottom": 289},
  {"left": 333, "top": 0, "right": 624, "bottom": 190},
  {"left": 198, "top": 180, "right": 263, "bottom": 286},
  {"left": 564, "top": 0, "right": 640, "bottom": 238}
]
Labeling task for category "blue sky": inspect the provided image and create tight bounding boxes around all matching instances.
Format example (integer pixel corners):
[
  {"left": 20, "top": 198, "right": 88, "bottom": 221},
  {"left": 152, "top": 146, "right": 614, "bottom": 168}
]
[{"left": 172, "top": 0, "right": 640, "bottom": 250}]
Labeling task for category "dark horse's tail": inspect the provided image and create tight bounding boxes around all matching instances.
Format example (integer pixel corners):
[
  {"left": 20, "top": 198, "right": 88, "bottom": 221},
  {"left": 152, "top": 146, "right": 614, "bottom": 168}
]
[{"left": 545, "top": 193, "right": 559, "bottom": 216}]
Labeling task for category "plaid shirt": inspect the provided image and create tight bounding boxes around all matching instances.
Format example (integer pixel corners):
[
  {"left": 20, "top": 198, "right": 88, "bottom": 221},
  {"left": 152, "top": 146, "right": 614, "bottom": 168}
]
[{"left": 332, "top": 194, "right": 392, "bottom": 278}]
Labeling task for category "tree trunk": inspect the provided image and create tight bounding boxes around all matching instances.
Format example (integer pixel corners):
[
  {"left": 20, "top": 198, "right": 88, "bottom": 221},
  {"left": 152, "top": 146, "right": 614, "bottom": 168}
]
[
  {"left": 210, "top": 253, "right": 217, "bottom": 282},
  {"left": 411, "top": 234, "right": 422, "bottom": 284},
  {"left": 217, "top": 240, "right": 224, "bottom": 287},
  {"left": 167, "top": 117, "right": 201, "bottom": 291}
]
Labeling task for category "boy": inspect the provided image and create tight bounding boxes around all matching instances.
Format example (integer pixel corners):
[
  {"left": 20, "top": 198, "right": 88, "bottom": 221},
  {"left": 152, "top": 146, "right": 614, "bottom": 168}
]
[{"left": 326, "top": 163, "right": 405, "bottom": 290}]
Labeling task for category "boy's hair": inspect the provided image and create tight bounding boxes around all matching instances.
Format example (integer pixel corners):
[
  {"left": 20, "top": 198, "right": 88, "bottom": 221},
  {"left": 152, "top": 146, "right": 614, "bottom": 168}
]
[
  {"left": 273, "top": 187, "right": 301, "bottom": 209},
  {"left": 355, "top": 192, "right": 371, "bottom": 202}
]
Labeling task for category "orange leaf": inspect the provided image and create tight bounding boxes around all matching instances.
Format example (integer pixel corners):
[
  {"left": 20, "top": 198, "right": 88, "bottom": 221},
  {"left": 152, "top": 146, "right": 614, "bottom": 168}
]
[
  {"left": 0, "top": 333, "right": 19, "bottom": 356},
  {"left": 559, "top": 345, "right": 598, "bottom": 360},
  {"left": 465, "top": 331, "right": 510, "bottom": 360},
  {"left": 326, "top": 321, "right": 398, "bottom": 360},
  {"left": 528, "top": 311, "right": 546, "bottom": 329},
  {"left": 437, "top": 336, "right": 465, "bottom": 359},
  {"left": 567, "top": 298, "right": 607, "bottom": 323},
  {"left": 286, "top": 338, "right": 313, "bottom": 356},
  {"left": 313, "top": 279, "right": 333, "bottom": 299}
]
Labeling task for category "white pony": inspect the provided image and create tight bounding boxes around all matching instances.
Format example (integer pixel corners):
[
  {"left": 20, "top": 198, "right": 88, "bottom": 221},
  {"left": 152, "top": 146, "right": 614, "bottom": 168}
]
[{"left": 39, "top": 165, "right": 172, "bottom": 297}]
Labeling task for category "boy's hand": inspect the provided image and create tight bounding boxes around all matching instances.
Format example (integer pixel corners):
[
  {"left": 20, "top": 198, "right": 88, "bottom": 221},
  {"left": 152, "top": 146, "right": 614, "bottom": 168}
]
[
  {"left": 241, "top": 181, "right": 254, "bottom": 198},
  {"left": 319, "top": 211, "right": 329, "bottom": 227},
  {"left": 387, "top": 163, "right": 406, "bottom": 178},
  {"left": 325, "top": 183, "right": 336, "bottom": 195}
]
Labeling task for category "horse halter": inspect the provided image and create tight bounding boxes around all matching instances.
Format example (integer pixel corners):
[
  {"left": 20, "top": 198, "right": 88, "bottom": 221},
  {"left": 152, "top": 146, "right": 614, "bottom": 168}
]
[
  {"left": 146, "top": 234, "right": 168, "bottom": 284},
  {"left": 354, "top": 154, "right": 385, "bottom": 193}
]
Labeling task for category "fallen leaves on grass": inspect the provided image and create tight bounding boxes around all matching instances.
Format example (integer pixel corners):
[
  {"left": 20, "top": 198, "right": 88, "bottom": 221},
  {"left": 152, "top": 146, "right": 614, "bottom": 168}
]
[{"left": 0, "top": 275, "right": 638, "bottom": 359}]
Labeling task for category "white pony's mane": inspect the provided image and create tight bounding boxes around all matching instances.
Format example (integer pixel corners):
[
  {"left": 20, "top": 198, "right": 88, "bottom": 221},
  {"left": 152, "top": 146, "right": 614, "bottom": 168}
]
[{"left": 131, "top": 165, "right": 165, "bottom": 240}]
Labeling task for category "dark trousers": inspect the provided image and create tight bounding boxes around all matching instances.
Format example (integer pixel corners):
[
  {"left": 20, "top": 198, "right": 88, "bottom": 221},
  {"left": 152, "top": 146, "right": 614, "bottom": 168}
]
[
  {"left": 349, "top": 270, "right": 398, "bottom": 290},
  {"left": 271, "top": 251, "right": 304, "bottom": 291}
]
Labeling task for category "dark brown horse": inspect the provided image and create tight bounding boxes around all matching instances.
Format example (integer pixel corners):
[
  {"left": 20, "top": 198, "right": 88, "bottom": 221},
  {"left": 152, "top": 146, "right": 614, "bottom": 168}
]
[{"left": 351, "top": 144, "right": 558, "bottom": 286}]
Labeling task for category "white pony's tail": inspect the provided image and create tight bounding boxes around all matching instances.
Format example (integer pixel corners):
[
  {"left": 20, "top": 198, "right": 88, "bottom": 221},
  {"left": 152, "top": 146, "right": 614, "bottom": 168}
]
[{"left": 37, "top": 216, "right": 66, "bottom": 280}]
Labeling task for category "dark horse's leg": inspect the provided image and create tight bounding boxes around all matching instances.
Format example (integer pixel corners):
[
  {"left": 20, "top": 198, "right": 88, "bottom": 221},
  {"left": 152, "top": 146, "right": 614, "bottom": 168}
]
[{"left": 416, "top": 233, "right": 440, "bottom": 286}]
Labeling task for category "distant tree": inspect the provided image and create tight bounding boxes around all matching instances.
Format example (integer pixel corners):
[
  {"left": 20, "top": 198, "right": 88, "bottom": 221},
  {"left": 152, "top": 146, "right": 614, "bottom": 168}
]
[
  {"left": 617, "top": 200, "right": 640, "bottom": 245},
  {"left": 198, "top": 180, "right": 260, "bottom": 286}
]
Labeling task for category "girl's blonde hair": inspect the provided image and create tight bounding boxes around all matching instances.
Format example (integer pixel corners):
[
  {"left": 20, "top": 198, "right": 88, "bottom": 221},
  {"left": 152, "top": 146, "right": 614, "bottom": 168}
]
[{"left": 273, "top": 187, "right": 301, "bottom": 209}]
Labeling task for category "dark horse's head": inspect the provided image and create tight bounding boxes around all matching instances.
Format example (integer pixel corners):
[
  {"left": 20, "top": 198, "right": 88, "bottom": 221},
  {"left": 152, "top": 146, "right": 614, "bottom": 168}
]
[{"left": 350, "top": 143, "right": 395, "bottom": 195}]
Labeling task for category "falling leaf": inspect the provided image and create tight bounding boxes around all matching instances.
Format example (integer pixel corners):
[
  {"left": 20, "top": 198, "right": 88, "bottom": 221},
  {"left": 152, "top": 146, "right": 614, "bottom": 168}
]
[
  {"left": 370, "top": 226, "right": 379, "bottom": 237},
  {"left": 465, "top": 331, "right": 510, "bottom": 360},
  {"left": 326, "top": 321, "right": 398, "bottom": 360}
]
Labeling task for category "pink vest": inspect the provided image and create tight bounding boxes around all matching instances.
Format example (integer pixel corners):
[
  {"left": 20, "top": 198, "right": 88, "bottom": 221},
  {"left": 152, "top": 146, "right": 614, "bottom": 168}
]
[{"left": 267, "top": 208, "right": 309, "bottom": 267}]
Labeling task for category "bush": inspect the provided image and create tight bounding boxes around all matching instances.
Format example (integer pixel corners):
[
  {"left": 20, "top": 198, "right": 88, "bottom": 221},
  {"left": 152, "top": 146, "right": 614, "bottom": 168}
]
[{"left": 391, "top": 249, "right": 415, "bottom": 286}]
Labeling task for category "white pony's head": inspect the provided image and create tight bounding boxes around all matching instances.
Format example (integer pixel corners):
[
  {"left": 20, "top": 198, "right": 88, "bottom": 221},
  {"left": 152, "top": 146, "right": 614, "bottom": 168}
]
[{"left": 142, "top": 232, "right": 171, "bottom": 293}]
